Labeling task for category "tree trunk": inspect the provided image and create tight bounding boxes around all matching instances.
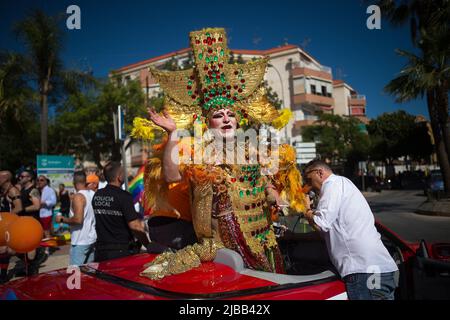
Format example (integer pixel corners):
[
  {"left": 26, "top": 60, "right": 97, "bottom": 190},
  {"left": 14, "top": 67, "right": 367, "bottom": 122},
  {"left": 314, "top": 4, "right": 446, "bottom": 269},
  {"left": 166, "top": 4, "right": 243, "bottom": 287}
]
[
  {"left": 40, "top": 65, "right": 51, "bottom": 154},
  {"left": 427, "top": 89, "right": 450, "bottom": 197},
  {"left": 40, "top": 84, "right": 48, "bottom": 154},
  {"left": 436, "top": 81, "right": 450, "bottom": 157}
]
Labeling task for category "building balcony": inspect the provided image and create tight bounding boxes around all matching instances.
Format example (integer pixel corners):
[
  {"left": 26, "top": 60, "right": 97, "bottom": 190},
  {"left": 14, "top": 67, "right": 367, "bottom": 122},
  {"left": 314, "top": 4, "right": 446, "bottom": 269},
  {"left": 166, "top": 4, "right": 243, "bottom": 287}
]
[
  {"left": 291, "top": 61, "right": 332, "bottom": 81},
  {"left": 348, "top": 94, "right": 366, "bottom": 107},
  {"left": 349, "top": 106, "right": 366, "bottom": 116},
  {"left": 291, "top": 67, "right": 332, "bottom": 81},
  {"left": 293, "top": 93, "right": 334, "bottom": 108}
]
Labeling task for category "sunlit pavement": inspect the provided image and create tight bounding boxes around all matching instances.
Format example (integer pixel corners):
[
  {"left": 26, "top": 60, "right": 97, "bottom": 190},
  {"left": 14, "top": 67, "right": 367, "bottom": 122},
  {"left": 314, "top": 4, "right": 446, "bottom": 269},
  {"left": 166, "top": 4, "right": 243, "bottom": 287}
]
[
  {"left": 368, "top": 190, "right": 450, "bottom": 243},
  {"left": 7, "top": 244, "right": 70, "bottom": 281}
]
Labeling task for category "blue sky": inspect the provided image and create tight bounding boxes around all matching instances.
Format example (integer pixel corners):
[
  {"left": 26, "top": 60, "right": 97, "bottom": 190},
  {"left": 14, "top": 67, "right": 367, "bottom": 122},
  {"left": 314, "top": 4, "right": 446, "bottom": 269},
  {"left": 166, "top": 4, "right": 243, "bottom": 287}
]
[{"left": 0, "top": 0, "right": 428, "bottom": 119}]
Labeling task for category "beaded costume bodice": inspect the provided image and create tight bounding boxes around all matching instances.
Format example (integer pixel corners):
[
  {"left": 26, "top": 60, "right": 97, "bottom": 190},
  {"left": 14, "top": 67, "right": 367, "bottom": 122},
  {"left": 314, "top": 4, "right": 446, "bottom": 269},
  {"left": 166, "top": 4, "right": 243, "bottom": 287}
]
[{"left": 210, "top": 164, "right": 278, "bottom": 256}]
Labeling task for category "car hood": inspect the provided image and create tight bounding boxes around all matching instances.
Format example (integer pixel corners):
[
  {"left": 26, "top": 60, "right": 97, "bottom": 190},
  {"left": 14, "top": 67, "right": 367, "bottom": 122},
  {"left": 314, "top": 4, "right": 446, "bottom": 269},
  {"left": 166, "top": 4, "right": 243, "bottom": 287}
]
[
  {"left": 0, "top": 252, "right": 345, "bottom": 300},
  {"left": 0, "top": 253, "right": 276, "bottom": 300}
]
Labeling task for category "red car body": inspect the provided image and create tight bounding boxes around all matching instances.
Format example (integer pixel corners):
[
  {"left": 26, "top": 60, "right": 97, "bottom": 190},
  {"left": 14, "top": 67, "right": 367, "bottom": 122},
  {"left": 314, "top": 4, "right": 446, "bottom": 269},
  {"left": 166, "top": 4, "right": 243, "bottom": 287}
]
[{"left": 1, "top": 221, "right": 449, "bottom": 300}]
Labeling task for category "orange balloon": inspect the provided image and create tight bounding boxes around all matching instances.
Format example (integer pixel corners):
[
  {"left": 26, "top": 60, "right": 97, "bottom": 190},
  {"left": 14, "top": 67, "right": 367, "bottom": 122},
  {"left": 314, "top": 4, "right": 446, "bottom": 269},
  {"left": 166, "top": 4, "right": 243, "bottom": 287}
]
[
  {"left": 5, "top": 216, "right": 43, "bottom": 253},
  {"left": 0, "top": 212, "right": 19, "bottom": 246}
]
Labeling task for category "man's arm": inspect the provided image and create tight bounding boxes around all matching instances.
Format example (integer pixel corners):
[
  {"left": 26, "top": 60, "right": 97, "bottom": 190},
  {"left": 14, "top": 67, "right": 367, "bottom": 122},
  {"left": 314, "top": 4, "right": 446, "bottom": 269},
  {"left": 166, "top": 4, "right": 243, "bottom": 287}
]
[
  {"left": 128, "top": 219, "right": 150, "bottom": 247},
  {"left": 22, "top": 189, "right": 41, "bottom": 213},
  {"left": 310, "top": 179, "right": 342, "bottom": 233},
  {"left": 122, "top": 194, "right": 150, "bottom": 248},
  {"left": 303, "top": 209, "right": 321, "bottom": 232},
  {"left": 9, "top": 187, "right": 22, "bottom": 214},
  {"left": 300, "top": 191, "right": 321, "bottom": 231},
  {"left": 57, "top": 194, "right": 85, "bottom": 225}
]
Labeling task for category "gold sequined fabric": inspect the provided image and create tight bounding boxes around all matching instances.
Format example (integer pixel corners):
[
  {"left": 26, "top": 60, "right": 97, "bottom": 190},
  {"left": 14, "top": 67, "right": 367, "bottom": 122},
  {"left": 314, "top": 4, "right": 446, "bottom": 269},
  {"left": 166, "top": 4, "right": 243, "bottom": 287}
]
[
  {"left": 188, "top": 163, "right": 278, "bottom": 258},
  {"left": 140, "top": 238, "right": 224, "bottom": 280}
]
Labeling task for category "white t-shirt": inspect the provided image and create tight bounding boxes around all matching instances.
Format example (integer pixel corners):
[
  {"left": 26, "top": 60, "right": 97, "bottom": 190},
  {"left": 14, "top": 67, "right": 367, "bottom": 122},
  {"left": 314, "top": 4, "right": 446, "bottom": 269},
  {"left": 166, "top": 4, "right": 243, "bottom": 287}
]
[
  {"left": 70, "top": 190, "right": 97, "bottom": 245},
  {"left": 313, "top": 174, "right": 398, "bottom": 278}
]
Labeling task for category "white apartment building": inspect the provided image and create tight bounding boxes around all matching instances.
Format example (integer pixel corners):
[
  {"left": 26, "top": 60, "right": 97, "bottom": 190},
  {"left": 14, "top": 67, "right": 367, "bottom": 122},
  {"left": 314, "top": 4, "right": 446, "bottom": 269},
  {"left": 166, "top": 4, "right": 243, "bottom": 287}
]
[{"left": 113, "top": 44, "right": 368, "bottom": 168}]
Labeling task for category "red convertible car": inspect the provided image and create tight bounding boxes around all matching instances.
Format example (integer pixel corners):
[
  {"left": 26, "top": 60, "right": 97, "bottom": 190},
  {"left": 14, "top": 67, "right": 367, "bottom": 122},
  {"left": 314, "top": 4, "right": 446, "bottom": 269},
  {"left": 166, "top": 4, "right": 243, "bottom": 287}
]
[{"left": 1, "top": 221, "right": 449, "bottom": 300}]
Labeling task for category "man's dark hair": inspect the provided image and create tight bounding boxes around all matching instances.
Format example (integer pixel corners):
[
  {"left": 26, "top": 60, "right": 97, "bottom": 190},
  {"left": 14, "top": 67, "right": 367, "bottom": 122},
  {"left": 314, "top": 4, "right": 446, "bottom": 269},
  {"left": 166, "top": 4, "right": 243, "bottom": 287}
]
[
  {"left": 103, "top": 162, "right": 122, "bottom": 183},
  {"left": 304, "top": 159, "right": 332, "bottom": 173},
  {"left": 73, "top": 171, "right": 86, "bottom": 185}
]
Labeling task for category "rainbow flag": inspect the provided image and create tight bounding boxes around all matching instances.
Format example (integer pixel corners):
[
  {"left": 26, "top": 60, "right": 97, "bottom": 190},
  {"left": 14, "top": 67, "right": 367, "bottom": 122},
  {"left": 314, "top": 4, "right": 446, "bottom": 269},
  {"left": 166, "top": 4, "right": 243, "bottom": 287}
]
[{"left": 128, "top": 166, "right": 145, "bottom": 204}]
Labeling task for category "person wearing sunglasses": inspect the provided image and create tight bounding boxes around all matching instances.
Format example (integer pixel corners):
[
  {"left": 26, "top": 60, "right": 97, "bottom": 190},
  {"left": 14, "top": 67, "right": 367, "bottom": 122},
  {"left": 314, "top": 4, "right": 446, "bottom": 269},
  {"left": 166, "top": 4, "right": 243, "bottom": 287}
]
[
  {"left": 18, "top": 170, "right": 41, "bottom": 220},
  {"left": 302, "top": 159, "right": 398, "bottom": 300}
]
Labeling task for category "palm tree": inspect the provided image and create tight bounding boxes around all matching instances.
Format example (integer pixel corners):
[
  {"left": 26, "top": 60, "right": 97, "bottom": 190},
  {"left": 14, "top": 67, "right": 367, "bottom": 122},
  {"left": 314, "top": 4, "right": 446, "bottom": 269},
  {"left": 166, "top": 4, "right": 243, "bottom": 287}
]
[
  {"left": 378, "top": 0, "right": 450, "bottom": 195},
  {"left": 0, "top": 51, "right": 34, "bottom": 122},
  {"left": 14, "top": 10, "right": 64, "bottom": 154},
  {"left": 0, "top": 52, "right": 39, "bottom": 170}
]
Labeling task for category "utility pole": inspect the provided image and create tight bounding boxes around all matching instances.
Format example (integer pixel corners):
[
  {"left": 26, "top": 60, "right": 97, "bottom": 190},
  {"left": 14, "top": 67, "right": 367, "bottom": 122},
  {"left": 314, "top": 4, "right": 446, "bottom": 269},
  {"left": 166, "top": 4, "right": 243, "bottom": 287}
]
[
  {"left": 114, "top": 105, "right": 129, "bottom": 191},
  {"left": 359, "top": 161, "right": 366, "bottom": 192}
]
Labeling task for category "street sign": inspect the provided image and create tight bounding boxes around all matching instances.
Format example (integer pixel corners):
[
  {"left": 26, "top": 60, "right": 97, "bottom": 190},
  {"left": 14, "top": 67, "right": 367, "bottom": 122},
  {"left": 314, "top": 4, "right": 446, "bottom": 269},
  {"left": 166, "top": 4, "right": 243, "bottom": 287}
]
[
  {"left": 37, "top": 155, "right": 74, "bottom": 169},
  {"left": 37, "top": 155, "right": 75, "bottom": 191},
  {"left": 295, "top": 142, "right": 317, "bottom": 164}
]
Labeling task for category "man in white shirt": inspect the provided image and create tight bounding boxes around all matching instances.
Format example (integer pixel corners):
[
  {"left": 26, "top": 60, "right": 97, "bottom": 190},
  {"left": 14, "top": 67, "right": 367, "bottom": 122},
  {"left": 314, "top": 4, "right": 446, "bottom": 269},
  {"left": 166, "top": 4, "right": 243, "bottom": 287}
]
[
  {"left": 303, "top": 160, "right": 398, "bottom": 300},
  {"left": 37, "top": 176, "right": 57, "bottom": 239},
  {"left": 56, "top": 171, "right": 96, "bottom": 266}
]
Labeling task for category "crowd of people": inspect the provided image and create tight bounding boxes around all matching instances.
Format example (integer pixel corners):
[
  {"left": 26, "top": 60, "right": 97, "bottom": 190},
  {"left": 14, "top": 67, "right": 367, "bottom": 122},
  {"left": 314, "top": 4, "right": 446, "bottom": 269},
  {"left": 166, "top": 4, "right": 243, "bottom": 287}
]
[
  {"left": 0, "top": 166, "right": 135, "bottom": 282},
  {"left": 1, "top": 170, "right": 56, "bottom": 282}
]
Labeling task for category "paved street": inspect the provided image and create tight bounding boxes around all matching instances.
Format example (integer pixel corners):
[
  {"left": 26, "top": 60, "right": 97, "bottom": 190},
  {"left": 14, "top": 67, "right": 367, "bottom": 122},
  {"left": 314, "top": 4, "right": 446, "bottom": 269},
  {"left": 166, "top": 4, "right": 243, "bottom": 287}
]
[{"left": 367, "top": 190, "right": 450, "bottom": 243}]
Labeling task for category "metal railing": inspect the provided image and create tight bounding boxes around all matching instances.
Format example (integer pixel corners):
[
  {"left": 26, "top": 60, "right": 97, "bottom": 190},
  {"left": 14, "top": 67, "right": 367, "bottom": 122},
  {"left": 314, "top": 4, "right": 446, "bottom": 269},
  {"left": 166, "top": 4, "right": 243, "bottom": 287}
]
[
  {"left": 291, "top": 61, "right": 332, "bottom": 74},
  {"left": 320, "top": 65, "right": 332, "bottom": 73}
]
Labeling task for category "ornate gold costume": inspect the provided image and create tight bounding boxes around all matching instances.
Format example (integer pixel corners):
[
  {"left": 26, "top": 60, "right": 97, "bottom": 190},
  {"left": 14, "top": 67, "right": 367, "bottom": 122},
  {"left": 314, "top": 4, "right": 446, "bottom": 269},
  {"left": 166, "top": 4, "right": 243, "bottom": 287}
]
[{"left": 136, "top": 28, "right": 307, "bottom": 280}]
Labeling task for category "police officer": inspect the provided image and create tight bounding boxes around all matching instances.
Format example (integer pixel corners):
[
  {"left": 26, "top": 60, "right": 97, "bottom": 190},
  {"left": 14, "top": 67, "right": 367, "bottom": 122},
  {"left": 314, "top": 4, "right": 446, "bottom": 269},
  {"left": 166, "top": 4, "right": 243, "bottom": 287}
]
[{"left": 92, "top": 162, "right": 151, "bottom": 261}]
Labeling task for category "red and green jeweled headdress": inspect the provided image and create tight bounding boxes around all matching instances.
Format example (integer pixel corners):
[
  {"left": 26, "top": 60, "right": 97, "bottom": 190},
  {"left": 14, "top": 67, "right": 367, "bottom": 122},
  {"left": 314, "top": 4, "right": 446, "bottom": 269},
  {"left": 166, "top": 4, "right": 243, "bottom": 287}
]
[{"left": 132, "top": 27, "right": 291, "bottom": 138}]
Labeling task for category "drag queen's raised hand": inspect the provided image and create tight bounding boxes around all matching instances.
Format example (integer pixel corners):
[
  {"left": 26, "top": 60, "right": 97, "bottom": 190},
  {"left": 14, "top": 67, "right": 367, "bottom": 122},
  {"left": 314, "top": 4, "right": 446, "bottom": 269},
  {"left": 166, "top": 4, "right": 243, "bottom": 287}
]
[
  {"left": 148, "top": 108, "right": 176, "bottom": 133},
  {"left": 147, "top": 107, "right": 181, "bottom": 182}
]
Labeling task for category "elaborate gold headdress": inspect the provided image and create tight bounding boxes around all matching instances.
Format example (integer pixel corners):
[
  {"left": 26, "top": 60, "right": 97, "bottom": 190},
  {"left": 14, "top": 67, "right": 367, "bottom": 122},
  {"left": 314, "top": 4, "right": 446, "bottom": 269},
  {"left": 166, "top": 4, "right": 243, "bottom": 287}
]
[{"left": 132, "top": 27, "right": 291, "bottom": 138}]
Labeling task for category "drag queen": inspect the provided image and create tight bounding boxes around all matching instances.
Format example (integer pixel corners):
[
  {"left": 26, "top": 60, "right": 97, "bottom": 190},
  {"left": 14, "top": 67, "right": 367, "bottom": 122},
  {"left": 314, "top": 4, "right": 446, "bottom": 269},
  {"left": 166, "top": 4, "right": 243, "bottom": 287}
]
[{"left": 132, "top": 28, "right": 307, "bottom": 279}]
